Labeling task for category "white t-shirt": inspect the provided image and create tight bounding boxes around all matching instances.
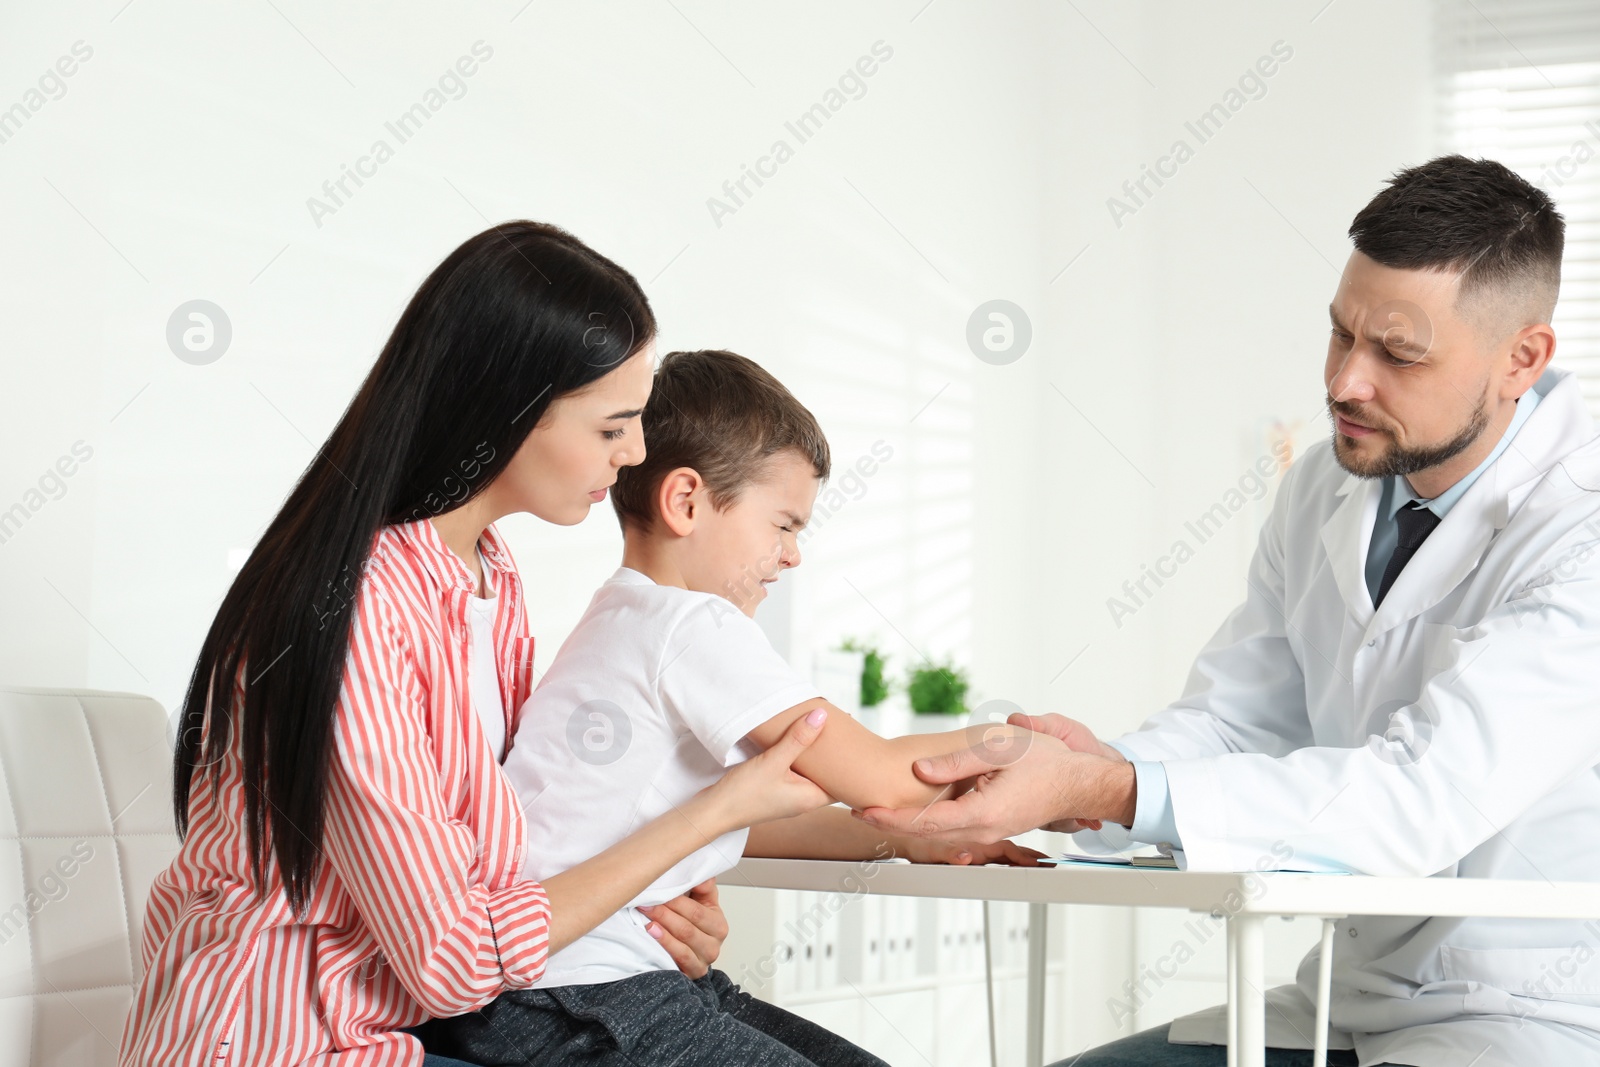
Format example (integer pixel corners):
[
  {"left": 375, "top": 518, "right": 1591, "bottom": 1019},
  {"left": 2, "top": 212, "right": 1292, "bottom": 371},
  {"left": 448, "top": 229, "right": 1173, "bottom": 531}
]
[
  {"left": 502, "top": 566, "right": 820, "bottom": 987},
  {"left": 466, "top": 549, "right": 505, "bottom": 762}
]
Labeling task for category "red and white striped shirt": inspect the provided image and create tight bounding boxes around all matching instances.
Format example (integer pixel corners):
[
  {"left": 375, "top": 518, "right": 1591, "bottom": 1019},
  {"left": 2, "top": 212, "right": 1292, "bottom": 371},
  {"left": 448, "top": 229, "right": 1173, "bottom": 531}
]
[{"left": 119, "top": 519, "right": 549, "bottom": 1067}]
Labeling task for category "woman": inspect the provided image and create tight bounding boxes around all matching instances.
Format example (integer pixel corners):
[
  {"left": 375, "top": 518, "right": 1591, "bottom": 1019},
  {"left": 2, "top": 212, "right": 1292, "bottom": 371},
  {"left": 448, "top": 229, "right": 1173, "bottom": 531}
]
[{"left": 118, "top": 222, "right": 833, "bottom": 1066}]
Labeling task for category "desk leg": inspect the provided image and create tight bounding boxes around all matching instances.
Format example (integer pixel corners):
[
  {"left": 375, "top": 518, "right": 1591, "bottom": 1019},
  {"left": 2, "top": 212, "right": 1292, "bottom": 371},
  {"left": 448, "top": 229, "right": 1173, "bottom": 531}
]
[
  {"left": 1312, "top": 918, "right": 1338, "bottom": 1067},
  {"left": 1226, "top": 918, "right": 1238, "bottom": 1067},
  {"left": 1026, "top": 901, "right": 1048, "bottom": 1067},
  {"left": 1229, "top": 915, "right": 1266, "bottom": 1067}
]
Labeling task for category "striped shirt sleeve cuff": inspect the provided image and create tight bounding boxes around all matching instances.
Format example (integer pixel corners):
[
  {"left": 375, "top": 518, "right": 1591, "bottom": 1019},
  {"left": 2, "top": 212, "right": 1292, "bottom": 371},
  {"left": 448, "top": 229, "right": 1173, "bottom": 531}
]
[{"left": 485, "top": 879, "right": 552, "bottom": 989}]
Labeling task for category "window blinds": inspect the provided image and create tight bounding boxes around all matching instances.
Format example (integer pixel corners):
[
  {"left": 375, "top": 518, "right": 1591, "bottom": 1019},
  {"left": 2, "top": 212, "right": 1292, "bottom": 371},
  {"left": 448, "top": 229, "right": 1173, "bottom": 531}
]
[{"left": 1437, "top": 0, "right": 1600, "bottom": 412}]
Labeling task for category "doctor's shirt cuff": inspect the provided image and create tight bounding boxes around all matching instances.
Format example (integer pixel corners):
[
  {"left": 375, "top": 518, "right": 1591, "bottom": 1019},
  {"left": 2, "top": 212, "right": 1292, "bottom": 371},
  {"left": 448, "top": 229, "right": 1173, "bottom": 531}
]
[{"left": 1108, "top": 743, "right": 1183, "bottom": 850}]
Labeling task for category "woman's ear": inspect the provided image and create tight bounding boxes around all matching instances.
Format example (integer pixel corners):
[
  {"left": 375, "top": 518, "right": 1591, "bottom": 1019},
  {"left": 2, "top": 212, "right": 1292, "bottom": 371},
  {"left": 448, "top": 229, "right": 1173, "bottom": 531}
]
[{"left": 656, "top": 467, "right": 704, "bottom": 537}]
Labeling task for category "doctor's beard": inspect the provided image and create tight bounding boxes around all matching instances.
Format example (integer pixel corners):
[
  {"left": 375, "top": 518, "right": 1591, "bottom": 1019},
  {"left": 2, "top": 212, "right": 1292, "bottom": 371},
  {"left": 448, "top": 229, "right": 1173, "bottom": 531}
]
[{"left": 1327, "top": 388, "right": 1490, "bottom": 480}]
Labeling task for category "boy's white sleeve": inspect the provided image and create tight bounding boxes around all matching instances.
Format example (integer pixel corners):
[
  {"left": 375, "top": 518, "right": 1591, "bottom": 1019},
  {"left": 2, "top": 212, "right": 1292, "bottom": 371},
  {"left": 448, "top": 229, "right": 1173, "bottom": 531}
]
[{"left": 655, "top": 595, "right": 822, "bottom": 765}]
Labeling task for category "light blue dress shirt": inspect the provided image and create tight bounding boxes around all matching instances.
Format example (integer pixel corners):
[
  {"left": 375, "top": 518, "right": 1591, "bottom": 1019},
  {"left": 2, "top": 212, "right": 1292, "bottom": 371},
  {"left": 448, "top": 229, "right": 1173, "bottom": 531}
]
[
  {"left": 1361, "top": 387, "right": 1542, "bottom": 601},
  {"left": 1114, "top": 388, "right": 1543, "bottom": 850}
]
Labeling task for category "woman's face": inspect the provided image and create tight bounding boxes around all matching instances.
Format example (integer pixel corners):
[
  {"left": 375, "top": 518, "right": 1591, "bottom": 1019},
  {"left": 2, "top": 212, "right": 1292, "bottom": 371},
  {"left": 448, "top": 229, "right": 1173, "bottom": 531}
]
[{"left": 492, "top": 343, "right": 655, "bottom": 525}]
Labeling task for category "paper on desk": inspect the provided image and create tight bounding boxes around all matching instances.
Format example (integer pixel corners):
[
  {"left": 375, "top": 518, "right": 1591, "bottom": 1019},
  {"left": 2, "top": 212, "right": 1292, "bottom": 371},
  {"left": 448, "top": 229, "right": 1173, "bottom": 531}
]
[
  {"left": 1046, "top": 852, "right": 1351, "bottom": 875},
  {"left": 1048, "top": 852, "right": 1178, "bottom": 869}
]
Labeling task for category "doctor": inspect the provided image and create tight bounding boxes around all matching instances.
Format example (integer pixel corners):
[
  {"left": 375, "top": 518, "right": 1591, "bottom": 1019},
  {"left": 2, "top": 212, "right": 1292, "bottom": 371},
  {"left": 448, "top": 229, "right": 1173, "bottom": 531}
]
[{"left": 857, "top": 155, "right": 1600, "bottom": 1067}]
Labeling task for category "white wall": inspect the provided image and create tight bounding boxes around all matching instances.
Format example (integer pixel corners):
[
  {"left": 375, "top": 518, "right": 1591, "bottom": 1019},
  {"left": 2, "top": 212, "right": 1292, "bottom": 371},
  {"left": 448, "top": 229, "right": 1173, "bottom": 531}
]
[
  {"left": 0, "top": 0, "right": 1435, "bottom": 1060},
  {"left": 1058, "top": 0, "right": 1438, "bottom": 1037},
  {"left": 0, "top": 0, "right": 1065, "bottom": 722}
]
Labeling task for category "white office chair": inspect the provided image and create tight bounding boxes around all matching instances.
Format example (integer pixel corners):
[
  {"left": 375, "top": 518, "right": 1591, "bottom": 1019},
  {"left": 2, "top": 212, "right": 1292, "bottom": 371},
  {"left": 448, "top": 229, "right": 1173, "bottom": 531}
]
[{"left": 0, "top": 687, "right": 179, "bottom": 1067}]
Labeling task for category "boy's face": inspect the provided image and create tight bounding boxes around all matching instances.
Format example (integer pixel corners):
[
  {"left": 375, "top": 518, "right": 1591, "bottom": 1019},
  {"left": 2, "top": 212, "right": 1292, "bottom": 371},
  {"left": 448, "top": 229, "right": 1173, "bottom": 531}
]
[{"left": 688, "top": 451, "right": 820, "bottom": 617}]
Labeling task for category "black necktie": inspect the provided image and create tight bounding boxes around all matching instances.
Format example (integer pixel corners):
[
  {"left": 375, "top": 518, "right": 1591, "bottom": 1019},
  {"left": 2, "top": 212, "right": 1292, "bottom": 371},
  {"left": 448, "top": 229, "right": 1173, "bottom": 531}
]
[{"left": 1375, "top": 500, "right": 1442, "bottom": 607}]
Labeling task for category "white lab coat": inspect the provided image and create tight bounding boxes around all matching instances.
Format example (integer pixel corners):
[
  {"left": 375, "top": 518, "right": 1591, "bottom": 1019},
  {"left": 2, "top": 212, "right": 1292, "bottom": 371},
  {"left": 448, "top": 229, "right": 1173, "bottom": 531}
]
[{"left": 1084, "top": 368, "right": 1600, "bottom": 1066}]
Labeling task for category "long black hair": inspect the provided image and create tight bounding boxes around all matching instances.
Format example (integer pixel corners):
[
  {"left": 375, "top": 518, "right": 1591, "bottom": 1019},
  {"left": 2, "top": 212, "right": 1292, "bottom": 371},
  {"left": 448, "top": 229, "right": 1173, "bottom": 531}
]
[{"left": 173, "top": 221, "right": 656, "bottom": 913}]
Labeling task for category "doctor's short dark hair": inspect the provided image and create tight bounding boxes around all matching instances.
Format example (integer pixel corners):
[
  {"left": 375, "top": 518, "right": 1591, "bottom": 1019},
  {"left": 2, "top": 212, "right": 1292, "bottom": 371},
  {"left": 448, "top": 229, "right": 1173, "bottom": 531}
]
[
  {"left": 610, "top": 348, "right": 831, "bottom": 532},
  {"left": 1349, "top": 155, "right": 1564, "bottom": 324}
]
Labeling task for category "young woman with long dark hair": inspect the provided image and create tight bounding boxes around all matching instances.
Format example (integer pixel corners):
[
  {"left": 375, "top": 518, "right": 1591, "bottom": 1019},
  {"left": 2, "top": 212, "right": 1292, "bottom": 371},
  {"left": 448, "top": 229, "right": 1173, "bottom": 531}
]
[{"left": 118, "top": 222, "right": 833, "bottom": 1067}]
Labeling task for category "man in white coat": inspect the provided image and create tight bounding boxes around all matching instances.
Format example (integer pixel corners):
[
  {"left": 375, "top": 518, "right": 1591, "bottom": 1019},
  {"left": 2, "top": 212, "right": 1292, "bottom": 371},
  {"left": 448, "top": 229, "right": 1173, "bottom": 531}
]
[{"left": 856, "top": 155, "right": 1600, "bottom": 1066}]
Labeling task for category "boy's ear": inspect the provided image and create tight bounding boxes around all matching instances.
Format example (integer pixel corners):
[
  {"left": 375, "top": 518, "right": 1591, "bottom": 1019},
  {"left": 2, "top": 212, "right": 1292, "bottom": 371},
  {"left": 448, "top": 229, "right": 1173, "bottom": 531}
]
[{"left": 656, "top": 467, "right": 704, "bottom": 536}]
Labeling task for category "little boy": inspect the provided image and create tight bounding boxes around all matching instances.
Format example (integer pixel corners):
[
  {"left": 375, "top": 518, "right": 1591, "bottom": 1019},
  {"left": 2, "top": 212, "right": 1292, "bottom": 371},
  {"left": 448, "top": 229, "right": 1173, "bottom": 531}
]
[{"left": 437, "top": 349, "right": 1040, "bottom": 1066}]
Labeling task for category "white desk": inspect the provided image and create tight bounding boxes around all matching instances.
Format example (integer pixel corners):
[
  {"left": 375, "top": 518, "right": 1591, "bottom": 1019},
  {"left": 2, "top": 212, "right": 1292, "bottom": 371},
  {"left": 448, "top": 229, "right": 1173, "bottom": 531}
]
[{"left": 731, "top": 857, "right": 1600, "bottom": 1067}]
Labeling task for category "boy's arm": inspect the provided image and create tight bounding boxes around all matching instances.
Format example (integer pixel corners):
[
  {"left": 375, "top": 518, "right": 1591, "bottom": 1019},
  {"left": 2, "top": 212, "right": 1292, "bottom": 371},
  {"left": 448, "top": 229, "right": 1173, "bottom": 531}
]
[
  {"left": 743, "top": 699, "right": 1022, "bottom": 812},
  {"left": 744, "top": 806, "right": 910, "bottom": 860},
  {"left": 744, "top": 806, "right": 1049, "bottom": 866}
]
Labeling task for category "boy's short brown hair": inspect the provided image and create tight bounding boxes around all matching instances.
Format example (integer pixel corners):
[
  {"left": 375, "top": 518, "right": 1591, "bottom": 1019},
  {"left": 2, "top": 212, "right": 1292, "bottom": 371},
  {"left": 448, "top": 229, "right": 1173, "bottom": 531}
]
[{"left": 611, "top": 349, "right": 831, "bottom": 531}]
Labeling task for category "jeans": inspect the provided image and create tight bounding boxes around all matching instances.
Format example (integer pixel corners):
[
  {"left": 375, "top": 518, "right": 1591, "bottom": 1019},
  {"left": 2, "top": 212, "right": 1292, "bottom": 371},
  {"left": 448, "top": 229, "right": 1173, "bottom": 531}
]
[
  {"left": 422, "top": 1057, "right": 479, "bottom": 1067},
  {"left": 430, "top": 967, "right": 887, "bottom": 1066},
  {"left": 1062, "top": 1024, "right": 1387, "bottom": 1066}
]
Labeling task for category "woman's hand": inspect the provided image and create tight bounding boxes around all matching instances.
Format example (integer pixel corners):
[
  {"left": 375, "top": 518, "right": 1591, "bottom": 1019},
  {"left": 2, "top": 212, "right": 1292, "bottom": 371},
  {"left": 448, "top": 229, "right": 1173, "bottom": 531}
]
[
  {"left": 701, "top": 707, "right": 833, "bottom": 833},
  {"left": 545, "top": 710, "right": 830, "bottom": 959},
  {"left": 637, "top": 878, "right": 727, "bottom": 979},
  {"left": 900, "top": 836, "right": 1048, "bottom": 866}
]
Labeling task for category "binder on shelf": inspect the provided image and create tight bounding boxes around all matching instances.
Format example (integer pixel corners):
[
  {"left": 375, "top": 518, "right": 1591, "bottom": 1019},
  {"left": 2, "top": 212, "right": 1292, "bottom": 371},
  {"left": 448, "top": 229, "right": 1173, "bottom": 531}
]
[
  {"left": 915, "top": 898, "right": 938, "bottom": 978},
  {"left": 859, "top": 894, "right": 885, "bottom": 986},
  {"left": 791, "top": 891, "right": 817, "bottom": 993},
  {"left": 771, "top": 891, "right": 800, "bottom": 998},
  {"left": 817, "top": 902, "right": 842, "bottom": 990}
]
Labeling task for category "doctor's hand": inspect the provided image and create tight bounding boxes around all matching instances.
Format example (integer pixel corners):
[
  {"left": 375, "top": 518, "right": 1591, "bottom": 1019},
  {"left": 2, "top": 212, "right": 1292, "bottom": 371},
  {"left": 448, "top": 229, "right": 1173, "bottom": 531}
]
[
  {"left": 851, "top": 727, "right": 1136, "bottom": 845},
  {"left": 638, "top": 878, "right": 727, "bottom": 979},
  {"left": 1002, "top": 712, "right": 1134, "bottom": 832}
]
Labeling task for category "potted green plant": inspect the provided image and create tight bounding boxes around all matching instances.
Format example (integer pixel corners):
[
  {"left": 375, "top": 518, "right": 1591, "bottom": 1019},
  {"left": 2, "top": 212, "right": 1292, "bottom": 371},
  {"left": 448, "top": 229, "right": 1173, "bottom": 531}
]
[
  {"left": 905, "top": 660, "right": 969, "bottom": 732},
  {"left": 841, "top": 638, "right": 889, "bottom": 709}
]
